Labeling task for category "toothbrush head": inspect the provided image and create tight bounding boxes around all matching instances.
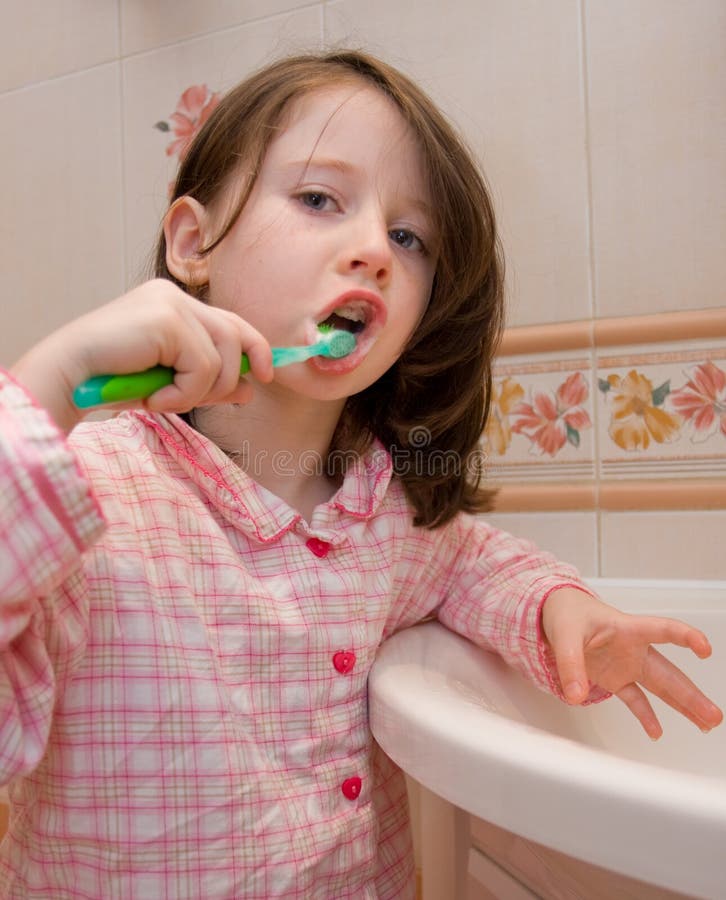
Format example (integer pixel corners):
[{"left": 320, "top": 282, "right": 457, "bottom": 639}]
[{"left": 316, "top": 327, "right": 357, "bottom": 359}]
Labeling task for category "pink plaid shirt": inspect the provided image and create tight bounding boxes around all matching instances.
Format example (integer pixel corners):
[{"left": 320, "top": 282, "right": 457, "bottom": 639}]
[{"left": 0, "top": 371, "right": 591, "bottom": 898}]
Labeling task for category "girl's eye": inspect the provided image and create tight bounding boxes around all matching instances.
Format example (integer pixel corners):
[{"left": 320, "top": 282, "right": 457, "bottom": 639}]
[
  {"left": 299, "top": 191, "right": 337, "bottom": 212},
  {"left": 389, "top": 228, "right": 427, "bottom": 255}
]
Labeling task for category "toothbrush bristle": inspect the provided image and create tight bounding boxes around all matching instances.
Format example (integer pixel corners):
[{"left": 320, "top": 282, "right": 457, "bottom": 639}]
[{"left": 320, "top": 329, "right": 356, "bottom": 359}]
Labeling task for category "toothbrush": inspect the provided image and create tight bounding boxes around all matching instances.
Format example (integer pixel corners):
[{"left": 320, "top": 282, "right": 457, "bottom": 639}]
[{"left": 72, "top": 327, "right": 357, "bottom": 409}]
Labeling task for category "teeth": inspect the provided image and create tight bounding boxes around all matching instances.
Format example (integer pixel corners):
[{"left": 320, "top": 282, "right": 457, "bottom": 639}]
[{"left": 334, "top": 304, "right": 367, "bottom": 324}]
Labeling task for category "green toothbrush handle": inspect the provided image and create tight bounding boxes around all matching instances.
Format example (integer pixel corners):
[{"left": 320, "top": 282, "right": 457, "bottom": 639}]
[
  {"left": 73, "top": 355, "right": 252, "bottom": 409},
  {"left": 72, "top": 367, "right": 174, "bottom": 408}
]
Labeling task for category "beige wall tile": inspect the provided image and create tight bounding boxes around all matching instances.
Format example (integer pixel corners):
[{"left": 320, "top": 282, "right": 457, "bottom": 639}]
[
  {"left": 482, "top": 511, "right": 599, "bottom": 577},
  {"left": 601, "top": 510, "right": 726, "bottom": 579},
  {"left": 325, "top": 0, "right": 592, "bottom": 328},
  {"left": 0, "top": 0, "right": 118, "bottom": 92},
  {"left": 586, "top": 0, "right": 726, "bottom": 318},
  {"left": 0, "top": 65, "right": 125, "bottom": 367},
  {"left": 122, "top": 8, "right": 323, "bottom": 286},
  {"left": 120, "top": 0, "right": 320, "bottom": 56}
]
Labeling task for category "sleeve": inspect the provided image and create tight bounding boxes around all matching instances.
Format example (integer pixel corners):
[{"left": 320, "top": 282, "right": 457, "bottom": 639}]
[
  {"left": 388, "top": 510, "right": 609, "bottom": 704},
  {"left": 0, "top": 371, "right": 105, "bottom": 782},
  {"left": 434, "top": 514, "right": 609, "bottom": 703}
]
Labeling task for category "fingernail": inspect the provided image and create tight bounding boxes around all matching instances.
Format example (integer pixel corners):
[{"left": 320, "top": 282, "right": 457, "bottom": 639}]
[{"left": 566, "top": 681, "right": 584, "bottom": 701}]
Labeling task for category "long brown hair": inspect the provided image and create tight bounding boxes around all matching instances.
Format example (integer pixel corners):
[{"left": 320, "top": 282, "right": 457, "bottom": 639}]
[{"left": 154, "top": 50, "right": 504, "bottom": 528}]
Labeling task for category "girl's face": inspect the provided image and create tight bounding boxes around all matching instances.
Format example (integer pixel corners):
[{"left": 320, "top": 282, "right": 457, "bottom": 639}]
[{"left": 202, "top": 83, "right": 437, "bottom": 399}]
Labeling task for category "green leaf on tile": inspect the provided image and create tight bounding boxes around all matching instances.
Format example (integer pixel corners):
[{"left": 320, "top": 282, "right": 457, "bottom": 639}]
[
  {"left": 651, "top": 380, "right": 671, "bottom": 407},
  {"left": 566, "top": 424, "right": 580, "bottom": 448},
  {"left": 153, "top": 121, "right": 170, "bottom": 132},
  {"left": 598, "top": 378, "right": 611, "bottom": 393}
]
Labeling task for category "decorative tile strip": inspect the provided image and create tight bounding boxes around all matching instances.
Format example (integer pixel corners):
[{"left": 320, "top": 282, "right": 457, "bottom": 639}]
[
  {"left": 489, "top": 308, "right": 726, "bottom": 511},
  {"left": 491, "top": 479, "right": 726, "bottom": 513},
  {"left": 596, "top": 349, "right": 726, "bottom": 479},
  {"left": 484, "top": 361, "right": 596, "bottom": 482},
  {"left": 499, "top": 308, "right": 726, "bottom": 356}
]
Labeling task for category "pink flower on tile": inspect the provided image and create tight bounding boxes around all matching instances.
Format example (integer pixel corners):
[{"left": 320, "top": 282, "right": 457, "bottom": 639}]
[
  {"left": 511, "top": 371, "right": 592, "bottom": 456},
  {"left": 669, "top": 361, "right": 726, "bottom": 442},
  {"left": 156, "top": 85, "right": 220, "bottom": 162}
]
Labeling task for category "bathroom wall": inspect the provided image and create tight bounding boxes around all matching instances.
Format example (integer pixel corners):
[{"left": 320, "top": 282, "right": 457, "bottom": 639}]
[{"left": 1, "top": 0, "right": 724, "bottom": 579}]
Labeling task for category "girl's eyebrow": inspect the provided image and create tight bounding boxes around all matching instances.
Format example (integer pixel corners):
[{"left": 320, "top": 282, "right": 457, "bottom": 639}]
[{"left": 284, "top": 156, "right": 356, "bottom": 176}]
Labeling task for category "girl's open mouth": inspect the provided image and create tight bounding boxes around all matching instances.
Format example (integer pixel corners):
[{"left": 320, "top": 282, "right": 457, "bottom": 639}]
[{"left": 312, "top": 291, "right": 386, "bottom": 371}]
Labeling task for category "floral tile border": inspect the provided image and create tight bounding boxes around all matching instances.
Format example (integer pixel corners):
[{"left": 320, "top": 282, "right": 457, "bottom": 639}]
[
  {"left": 596, "top": 347, "right": 726, "bottom": 480},
  {"left": 485, "top": 353, "right": 596, "bottom": 482},
  {"left": 488, "top": 309, "right": 726, "bottom": 512}
]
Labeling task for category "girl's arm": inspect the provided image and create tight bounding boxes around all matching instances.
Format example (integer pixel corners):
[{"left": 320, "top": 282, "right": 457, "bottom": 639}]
[
  {"left": 0, "top": 372, "right": 104, "bottom": 782},
  {"left": 426, "top": 518, "right": 598, "bottom": 696},
  {"left": 1, "top": 279, "right": 272, "bottom": 782},
  {"left": 424, "top": 515, "right": 721, "bottom": 736}
]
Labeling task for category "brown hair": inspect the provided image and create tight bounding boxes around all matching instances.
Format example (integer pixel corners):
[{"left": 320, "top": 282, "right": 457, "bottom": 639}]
[{"left": 154, "top": 49, "right": 504, "bottom": 528}]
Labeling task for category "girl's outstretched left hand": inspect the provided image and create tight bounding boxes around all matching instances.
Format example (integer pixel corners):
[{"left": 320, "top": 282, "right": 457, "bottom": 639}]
[{"left": 541, "top": 587, "right": 724, "bottom": 739}]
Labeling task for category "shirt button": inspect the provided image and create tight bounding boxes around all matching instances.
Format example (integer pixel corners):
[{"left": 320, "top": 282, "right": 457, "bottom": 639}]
[
  {"left": 306, "top": 538, "right": 330, "bottom": 558},
  {"left": 333, "top": 650, "right": 356, "bottom": 674},
  {"left": 341, "top": 776, "right": 362, "bottom": 801}
]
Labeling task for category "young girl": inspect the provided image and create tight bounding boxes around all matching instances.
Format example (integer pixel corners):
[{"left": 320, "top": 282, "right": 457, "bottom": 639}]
[{"left": 1, "top": 50, "right": 721, "bottom": 898}]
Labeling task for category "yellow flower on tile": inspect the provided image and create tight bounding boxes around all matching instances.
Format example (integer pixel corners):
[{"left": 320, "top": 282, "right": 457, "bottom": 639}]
[
  {"left": 484, "top": 377, "right": 524, "bottom": 455},
  {"left": 603, "top": 370, "right": 681, "bottom": 450}
]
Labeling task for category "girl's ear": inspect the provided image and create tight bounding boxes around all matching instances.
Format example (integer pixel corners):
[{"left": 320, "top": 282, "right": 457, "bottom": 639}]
[{"left": 163, "top": 196, "right": 212, "bottom": 286}]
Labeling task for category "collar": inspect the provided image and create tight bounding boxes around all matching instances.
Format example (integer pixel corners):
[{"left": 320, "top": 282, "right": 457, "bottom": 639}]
[{"left": 128, "top": 411, "right": 394, "bottom": 543}]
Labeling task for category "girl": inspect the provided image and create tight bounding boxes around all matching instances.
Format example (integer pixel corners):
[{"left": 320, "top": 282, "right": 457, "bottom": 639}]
[{"left": 1, "top": 50, "right": 721, "bottom": 898}]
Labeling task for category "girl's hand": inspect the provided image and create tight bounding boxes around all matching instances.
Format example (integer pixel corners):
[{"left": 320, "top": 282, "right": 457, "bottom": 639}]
[
  {"left": 11, "top": 279, "right": 273, "bottom": 434},
  {"left": 542, "top": 587, "right": 724, "bottom": 739}
]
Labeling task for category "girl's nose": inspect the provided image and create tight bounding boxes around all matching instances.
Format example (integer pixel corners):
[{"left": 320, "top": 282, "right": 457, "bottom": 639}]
[{"left": 338, "top": 217, "right": 392, "bottom": 287}]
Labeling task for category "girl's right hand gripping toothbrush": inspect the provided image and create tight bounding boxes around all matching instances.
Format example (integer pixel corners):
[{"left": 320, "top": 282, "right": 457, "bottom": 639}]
[{"left": 72, "top": 328, "right": 356, "bottom": 410}]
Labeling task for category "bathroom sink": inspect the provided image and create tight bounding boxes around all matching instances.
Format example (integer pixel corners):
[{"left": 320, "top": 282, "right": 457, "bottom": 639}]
[{"left": 369, "top": 579, "right": 726, "bottom": 899}]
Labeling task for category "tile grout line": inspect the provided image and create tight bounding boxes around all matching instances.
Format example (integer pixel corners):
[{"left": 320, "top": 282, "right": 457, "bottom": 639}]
[
  {"left": 0, "top": 3, "right": 325, "bottom": 98},
  {"left": 577, "top": 0, "right": 603, "bottom": 576},
  {"left": 119, "top": 3, "right": 325, "bottom": 64},
  {"left": 117, "top": 0, "right": 129, "bottom": 292}
]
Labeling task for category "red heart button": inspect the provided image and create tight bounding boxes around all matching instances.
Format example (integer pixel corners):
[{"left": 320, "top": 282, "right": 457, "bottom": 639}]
[
  {"left": 341, "top": 776, "right": 362, "bottom": 800},
  {"left": 333, "top": 650, "right": 356, "bottom": 674},
  {"left": 306, "top": 538, "right": 330, "bottom": 558}
]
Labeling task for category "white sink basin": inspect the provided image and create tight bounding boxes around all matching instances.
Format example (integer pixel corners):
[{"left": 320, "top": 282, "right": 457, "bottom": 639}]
[{"left": 369, "top": 578, "right": 726, "bottom": 899}]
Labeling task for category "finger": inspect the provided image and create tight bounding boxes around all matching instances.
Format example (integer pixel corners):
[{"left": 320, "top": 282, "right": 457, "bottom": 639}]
[
  {"left": 203, "top": 319, "right": 274, "bottom": 407},
  {"left": 632, "top": 615, "right": 713, "bottom": 659},
  {"left": 194, "top": 306, "right": 273, "bottom": 384},
  {"left": 641, "top": 647, "right": 723, "bottom": 732},
  {"left": 146, "top": 316, "right": 222, "bottom": 412},
  {"left": 244, "top": 336, "right": 274, "bottom": 384},
  {"left": 616, "top": 683, "right": 663, "bottom": 740},
  {"left": 147, "top": 304, "right": 271, "bottom": 411},
  {"left": 551, "top": 638, "right": 590, "bottom": 705},
  {"left": 203, "top": 321, "right": 255, "bottom": 403},
  {"left": 150, "top": 360, "right": 221, "bottom": 412}
]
